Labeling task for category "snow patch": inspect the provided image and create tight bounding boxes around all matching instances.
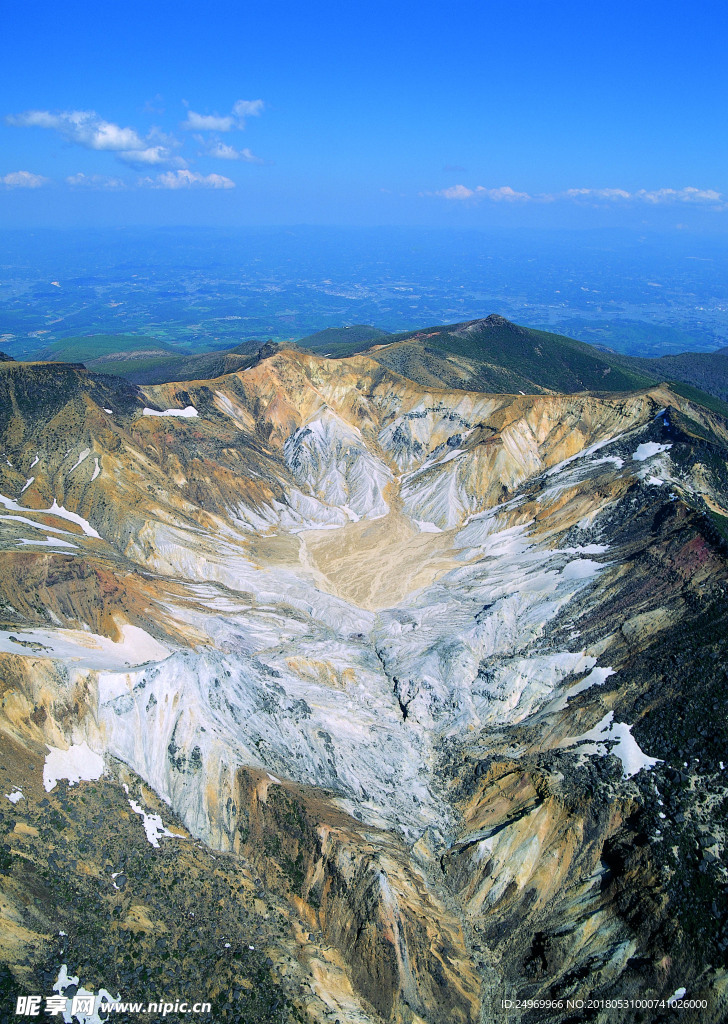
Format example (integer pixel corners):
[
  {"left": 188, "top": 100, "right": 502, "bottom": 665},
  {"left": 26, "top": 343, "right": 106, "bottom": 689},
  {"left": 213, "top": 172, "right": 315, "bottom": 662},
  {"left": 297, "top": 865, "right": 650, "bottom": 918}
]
[
  {"left": 19, "top": 536, "right": 77, "bottom": 549},
  {"left": 565, "top": 712, "right": 661, "bottom": 778},
  {"left": 561, "top": 558, "right": 604, "bottom": 580},
  {"left": 592, "top": 455, "right": 624, "bottom": 468},
  {"left": 47, "top": 501, "right": 100, "bottom": 538},
  {"left": 550, "top": 665, "right": 615, "bottom": 711},
  {"left": 30, "top": 455, "right": 39, "bottom": 468},
  {"left": 21, "top": 477, "right": 34, "bottom": 493},
  {"left": 0, "top": 493, "right": 26, "bottom": 512},
  {"left": 69, "top": 448, "right": 90, "bottom": 472},
  {"left": 0, "top": 623, "right": 170, "bottom": 671},
  {"left": 123, "top": 785, "right": 176, "bottom": 848},
  {"left": 43, "top": 742, "right": 104, "bottom": 792},
  {"left": 633, "top": 442, "right": 672, "bottom": 461},
  {"left": 53, "top": 964, "right": 119, "bottom": 1023},
  {"left": 5, "top": 789, "right": 23, "bottom": 804},
  {"left": 143, "top": 405, "right": 198, "bottom": 418},
  {"left": 91, "top": 458, "right": 101, "bottom": 481},
  {"left": 0, "top": 514, "right": 73, "bottom": 537},
  {"left": 0, "top": 494, "right": 100, "bottom": 538}
]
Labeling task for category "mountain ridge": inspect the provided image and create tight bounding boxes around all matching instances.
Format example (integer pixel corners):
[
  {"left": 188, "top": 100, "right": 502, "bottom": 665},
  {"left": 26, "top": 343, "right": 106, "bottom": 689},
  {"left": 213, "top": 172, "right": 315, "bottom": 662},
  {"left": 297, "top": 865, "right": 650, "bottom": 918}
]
[{"left": 44, "top": 314, "right": 728, "bottom": 419}]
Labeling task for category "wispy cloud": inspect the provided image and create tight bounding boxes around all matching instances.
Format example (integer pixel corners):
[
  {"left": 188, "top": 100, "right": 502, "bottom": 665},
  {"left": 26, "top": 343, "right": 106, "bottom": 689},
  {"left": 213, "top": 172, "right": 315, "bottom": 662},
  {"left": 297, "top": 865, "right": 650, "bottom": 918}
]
[
  {"left": 477, "top": 185, "right": 530, "bottom": 201},
  {"left": 565, "top": 186, "right": 723, "bottom": 205},
  {"left": 1, "top": 170, "right": 49, "bottom": 188},
  {"left": 434, "top": 184, "right": 476, "bottom": 200},
  {"left": 232, "top": 99, "right": 264, "bottom": 120},
  {"left": 141, "top": 170, "right": 235, "bottom": 189},
  {"left": 66, "top": 173, "right": 127, "bottom": 189},
  {"left": 206, "top": 142, "right": 263, "bottom": 163},
  {"left": 182, "top": 99, "right": 264, "bottom": 132},
  {"left": 432, "top": 184, "right": 530, "bottom": 201},
  {"left": 117, "top": 146, "right": 185, "bottom": 168},
  {"left": 7, "top": 109, "right": 145, "bottom": 151},
  {"left": 183, "top": 111, "right": 236, "bottom": 131},
  {"left": 142, "top": 94, "right": 165, "bottom": 116},
  {"left": 638, "top": 186, "right": 722, "bottom": 204},
  {"left": 564, "top": 187, "right": 631, "bottom": 201},
  {"left": 427, "top": 183, "right": 727, "bottom": 208}
]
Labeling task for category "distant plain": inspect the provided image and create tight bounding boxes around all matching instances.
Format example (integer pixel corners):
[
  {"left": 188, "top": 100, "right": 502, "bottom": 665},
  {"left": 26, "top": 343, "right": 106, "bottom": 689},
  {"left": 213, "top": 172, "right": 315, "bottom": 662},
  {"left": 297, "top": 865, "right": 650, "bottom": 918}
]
[{"left": 3, "top": 226, "right": 728, "bottom": 362}]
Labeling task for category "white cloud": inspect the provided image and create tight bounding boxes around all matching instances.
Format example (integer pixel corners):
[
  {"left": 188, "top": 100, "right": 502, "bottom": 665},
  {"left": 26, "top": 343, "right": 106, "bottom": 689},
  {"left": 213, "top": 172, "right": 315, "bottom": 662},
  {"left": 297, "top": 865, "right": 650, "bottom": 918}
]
[
  {"left": 429, "top": 182, "right": 726, "bottom": 209},
  {"left": 433, "top": 183, "right": 531, "bottom": 201},
  {"left": 565, "top": 186, "right": 724, "bottom": 206},
  {"left": 1, "top": 170, "right": 49, "bottom": 188},
  {"left": 7, "top": 109, "right": 145, "bottom": 151},
  {"left": 7, "top": 109, "right": 188, "bottom": 170},
  {"left": 66, "top": 173, "right": 127, "bottom": 190},
  {"left": 182, "top": 111, "right": 235, "bottom": 131},
  {"left": 475, "top": 185, "right": 530, "bottom": 201},
  {"left": 117, "top": 146, "right": 186, "bottom": 167},
  {"left": 565, "top": 187, "right": 631, "bottom": 200},
  {"left": 207, "top": 142, "right": 263, "bottom": 163},
  {"left": 183, "top": 99, "right": 265, "bottom": 132},
  {"left": 435, "top": 184, "right": 478, "bottom": 200},
  {"left": 232, "top": 99, "right": 264, "bottom": 120},
  {"left": 239, "top": 147, "right": 263, "bottom": 164},
  {"left": 142, "top": 169, "right": 235, "bottom": 189},
  {"left": 207, "top": 142, "right": 238, "bottom": 159},
  {"left": 636, "top": 186, "right": 723, "bottom": 204}
]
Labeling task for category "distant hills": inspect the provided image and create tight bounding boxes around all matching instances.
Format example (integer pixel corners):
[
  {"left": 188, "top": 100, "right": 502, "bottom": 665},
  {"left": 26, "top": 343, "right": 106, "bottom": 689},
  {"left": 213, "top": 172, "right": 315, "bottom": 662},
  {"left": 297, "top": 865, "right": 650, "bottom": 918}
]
[
  {"left": 292, "top": 324, "right": 391, "bottom": 355},
  {"left": 629, "top": 347, "right": 728, "bottom": 404},
  {"left": 37, "top": 326, "right": 391, "bottom": 385},
  {"left": 38, "top": 334, "right": 262, "bottom": 385}
]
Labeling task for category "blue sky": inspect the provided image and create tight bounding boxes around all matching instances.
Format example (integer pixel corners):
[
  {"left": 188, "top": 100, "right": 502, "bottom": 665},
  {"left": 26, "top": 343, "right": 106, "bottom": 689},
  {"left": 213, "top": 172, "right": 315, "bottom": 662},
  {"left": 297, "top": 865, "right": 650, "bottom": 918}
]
[{"left": 2, "top": 0, "right": 727, "bottom": 229}]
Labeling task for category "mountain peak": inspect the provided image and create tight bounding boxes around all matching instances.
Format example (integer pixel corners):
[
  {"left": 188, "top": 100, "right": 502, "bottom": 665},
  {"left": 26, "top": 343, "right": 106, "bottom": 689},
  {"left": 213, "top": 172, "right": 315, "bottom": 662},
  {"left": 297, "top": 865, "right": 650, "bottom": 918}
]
[
  {"left": 483, "top": 313, "right": 515, "bottom": 327},
  {"left": 454, "top": 314, "right": 525, "bottom": 335}
]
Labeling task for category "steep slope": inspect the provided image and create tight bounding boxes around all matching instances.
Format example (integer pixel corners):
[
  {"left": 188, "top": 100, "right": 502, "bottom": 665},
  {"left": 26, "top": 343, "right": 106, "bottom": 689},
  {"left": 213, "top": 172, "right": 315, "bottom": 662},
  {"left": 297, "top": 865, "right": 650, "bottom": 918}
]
[{"left": 1, "top": 351, "right": 727, "bottom": 1023}]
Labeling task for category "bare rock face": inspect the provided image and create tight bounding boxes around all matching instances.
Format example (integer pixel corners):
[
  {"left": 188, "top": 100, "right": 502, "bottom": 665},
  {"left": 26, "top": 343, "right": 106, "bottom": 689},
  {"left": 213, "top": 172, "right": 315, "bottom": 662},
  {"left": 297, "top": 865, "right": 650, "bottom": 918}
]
[{"left": 1, "top": 351, "right": 728, "bottom": 1022}]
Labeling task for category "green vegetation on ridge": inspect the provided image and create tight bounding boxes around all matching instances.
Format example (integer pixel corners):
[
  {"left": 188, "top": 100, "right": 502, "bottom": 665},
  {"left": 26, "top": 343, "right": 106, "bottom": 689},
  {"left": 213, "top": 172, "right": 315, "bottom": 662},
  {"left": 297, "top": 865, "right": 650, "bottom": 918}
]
[{"left": 366, "top": 315, "right": 657, "bottom": 396}]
